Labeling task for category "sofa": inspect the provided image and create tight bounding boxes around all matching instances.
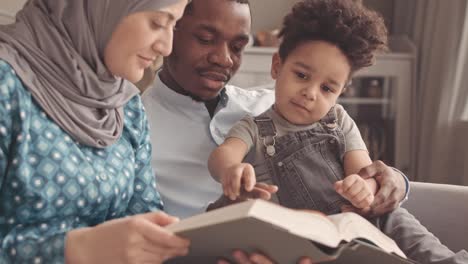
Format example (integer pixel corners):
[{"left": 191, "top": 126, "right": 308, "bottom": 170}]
[{"left": 402, "top": 181, "right": 468, "bottom": 252}]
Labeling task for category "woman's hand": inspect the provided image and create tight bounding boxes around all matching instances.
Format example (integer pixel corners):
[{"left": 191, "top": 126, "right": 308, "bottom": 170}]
[{"left": 65, "top": 211, "right": 190, "bottom": 264}]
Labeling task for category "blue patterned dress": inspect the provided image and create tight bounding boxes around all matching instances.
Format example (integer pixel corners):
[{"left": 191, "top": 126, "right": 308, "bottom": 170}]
[{"left": 0, "top": 60, "right": 163, "bottom": 263}]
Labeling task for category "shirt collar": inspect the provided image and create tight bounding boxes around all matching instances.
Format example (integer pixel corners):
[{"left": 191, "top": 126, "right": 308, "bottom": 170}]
[
  {"left": 218, "top": 88, "right": 229, "bottom": 108},
  {"left": 148, "top": 73, "right": 229, "bottom": 113},
  {"left": 267, "top": 106, "right": 320, "bottom": 132}
]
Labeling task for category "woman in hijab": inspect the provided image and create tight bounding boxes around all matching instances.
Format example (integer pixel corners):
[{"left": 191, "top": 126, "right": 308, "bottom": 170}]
[{"left": 0, "top": 0, "right": 190, "bottom": 263}]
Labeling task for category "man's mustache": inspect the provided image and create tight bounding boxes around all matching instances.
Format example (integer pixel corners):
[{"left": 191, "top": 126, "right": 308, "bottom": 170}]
[{"left": 198, "top": 68, "right": 231, "bottom": 82}]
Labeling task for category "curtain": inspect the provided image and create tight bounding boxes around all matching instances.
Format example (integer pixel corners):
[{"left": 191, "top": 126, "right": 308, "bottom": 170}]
[{"left": 393, "top": 0, "right": 468, "bottom": 185}]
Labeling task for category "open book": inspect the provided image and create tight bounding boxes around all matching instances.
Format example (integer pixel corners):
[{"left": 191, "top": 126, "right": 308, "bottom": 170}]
[{"left": 166, "top": 199, "right": 414, "bottom": 263}]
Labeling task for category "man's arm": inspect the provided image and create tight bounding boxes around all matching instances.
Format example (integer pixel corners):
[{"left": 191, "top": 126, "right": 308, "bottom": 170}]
[{"left": 391, "top": 167, "right": 410, "bottom": 204}]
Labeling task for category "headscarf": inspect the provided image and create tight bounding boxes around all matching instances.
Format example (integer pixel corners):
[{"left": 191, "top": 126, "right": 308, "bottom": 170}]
[{"left": 0, "top": 0, "right": 181, "bottom": 148}]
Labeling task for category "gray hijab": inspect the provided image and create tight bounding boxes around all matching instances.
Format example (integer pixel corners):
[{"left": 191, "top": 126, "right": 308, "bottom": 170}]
[{"left": 0, "top": 0, "right": 180, "bottom": 148}]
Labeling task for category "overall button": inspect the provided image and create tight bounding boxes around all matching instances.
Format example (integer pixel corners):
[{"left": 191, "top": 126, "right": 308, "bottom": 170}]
[
  {"left": 325, "top": 122, "right": 338, "bottom": 129},
  {"left": 277, "top": 162, "right": 283, "bottom": 167},
  {"left": 329, "top": 139, "right": 336, "bottom": 144}
]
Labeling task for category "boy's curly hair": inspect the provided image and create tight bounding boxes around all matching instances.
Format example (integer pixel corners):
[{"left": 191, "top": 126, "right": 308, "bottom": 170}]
[{"left": 278, "top": 0, "right": 388, "bottom": 73}]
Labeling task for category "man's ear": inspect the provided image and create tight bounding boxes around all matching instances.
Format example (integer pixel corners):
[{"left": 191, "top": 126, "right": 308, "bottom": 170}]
[{"left": 271, "top": 52, "right": 282, "bottom": 80}]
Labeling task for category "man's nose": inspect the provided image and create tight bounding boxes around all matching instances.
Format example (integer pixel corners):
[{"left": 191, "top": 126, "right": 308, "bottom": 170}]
[{"left": 208, "top": 43, "right": 234, "bottom": 68}]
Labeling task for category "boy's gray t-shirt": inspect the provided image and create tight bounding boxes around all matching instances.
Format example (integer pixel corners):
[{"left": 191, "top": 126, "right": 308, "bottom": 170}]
[{"left": 226, "top": 104, "right": 367, "bottom": 167}]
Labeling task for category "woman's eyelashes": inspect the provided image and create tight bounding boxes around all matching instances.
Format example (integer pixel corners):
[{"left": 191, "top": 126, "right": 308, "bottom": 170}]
[
  {"left": 151, "top": 19, "right": 165, "bottom": 30},
  {"left": 150, "top": 16, "right": 175, "bottom": 31}
]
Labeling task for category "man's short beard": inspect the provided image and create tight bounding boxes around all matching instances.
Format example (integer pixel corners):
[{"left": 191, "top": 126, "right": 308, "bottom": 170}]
[
  {"left": 183, "top": 87, "right": 222, "bottom": 102},
  {"left": 160, "top": 60, "right": 224, "bottom": 102},
  {"left": 185, "top": 91, "right": 206, "bottom": 102}
]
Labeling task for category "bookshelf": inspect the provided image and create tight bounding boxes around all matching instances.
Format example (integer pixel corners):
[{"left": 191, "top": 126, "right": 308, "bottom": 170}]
[{"left": 230, "top": 36, "right": 416, "bottom": 175}]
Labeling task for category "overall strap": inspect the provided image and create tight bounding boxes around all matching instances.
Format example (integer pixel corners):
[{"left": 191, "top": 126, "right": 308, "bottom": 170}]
[
  {"left": 254, "top": 115, "right": 277, "bottom": 137},
  {"left": 320, "top": 105, "right": 339, "bottom": 130},
  {"left": 254, "top": 114, "right": 277, "bottom": 156}
]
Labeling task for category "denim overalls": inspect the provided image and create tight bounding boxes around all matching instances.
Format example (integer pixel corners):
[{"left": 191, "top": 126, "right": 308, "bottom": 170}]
[{"left": 253, "top": 106, "right": 351, "bottom": 215}]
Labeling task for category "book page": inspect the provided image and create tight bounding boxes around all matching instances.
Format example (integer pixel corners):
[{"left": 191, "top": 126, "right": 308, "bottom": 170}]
[
  {"left": 166, "top": 200, "right": 256, "bottom": 233},
  {"left": 251, "top": 204, "right": 342, "bottom": 248},
  {"left": 328, "top": 212, "right": 406, "bottom": 258}
]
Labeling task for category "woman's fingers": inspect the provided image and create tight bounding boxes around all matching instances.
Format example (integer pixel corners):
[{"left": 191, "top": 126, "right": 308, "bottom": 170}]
[{"left": 136, "top": 213, "right": 190, "bottom": 250}]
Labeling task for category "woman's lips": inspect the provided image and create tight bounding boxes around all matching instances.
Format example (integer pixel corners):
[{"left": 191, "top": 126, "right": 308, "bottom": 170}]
[{"left": 137, "top": 55, "right": 156, "bottom": 67}]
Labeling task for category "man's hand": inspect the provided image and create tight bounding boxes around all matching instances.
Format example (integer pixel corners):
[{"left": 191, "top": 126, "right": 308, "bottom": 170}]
[
  {"left": 217, "top": 250, "right": 314, "bottom": 264},
  {"left": 357, "top": 160, "right": 406, "bottom": 216}
]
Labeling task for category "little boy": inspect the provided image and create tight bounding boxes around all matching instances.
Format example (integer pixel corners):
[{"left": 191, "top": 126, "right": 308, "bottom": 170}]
[{"left": 208, "top": 0, "right": 468, "bottom": 263}]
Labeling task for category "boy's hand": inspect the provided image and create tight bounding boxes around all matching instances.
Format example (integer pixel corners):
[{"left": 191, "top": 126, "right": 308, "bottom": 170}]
[
  {"left": 207, "top": 183, "right": 279, "bottom": 212},
  {"left": 239, "top": 182, "right": 278, "bottom": 201},
  {"left": 221, "top": 163, "right": 257, "bottom": 200},
  {"left": 334, "top": 174, "right": 374, "bottom": 209}
]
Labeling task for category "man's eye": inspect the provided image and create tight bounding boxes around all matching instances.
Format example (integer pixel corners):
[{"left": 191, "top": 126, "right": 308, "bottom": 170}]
[
  {"left": 196, "top": 36, "right": 213, "bottom": 44},
  {"left": 231, "top": 43, "right": 247, "bottom": 53},
  {"left": 199, "top": 38, "right": 211, "bottom": 43},
  {"left": 232, "top": 45, "right": 242, "bottom": 53}
]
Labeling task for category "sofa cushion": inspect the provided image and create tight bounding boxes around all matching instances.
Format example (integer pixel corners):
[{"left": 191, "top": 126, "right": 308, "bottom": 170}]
[{"left": 402, "top": 182, "right": 468, "bottom": 251}]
